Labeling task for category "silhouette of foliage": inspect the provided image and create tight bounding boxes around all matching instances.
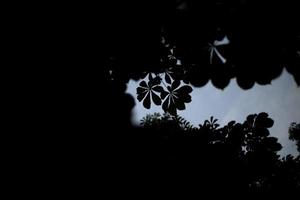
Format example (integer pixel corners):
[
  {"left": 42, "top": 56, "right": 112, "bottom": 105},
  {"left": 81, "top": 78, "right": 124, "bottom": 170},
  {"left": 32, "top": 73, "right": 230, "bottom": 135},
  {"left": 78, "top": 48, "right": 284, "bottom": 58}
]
[
  {"left": 20, "top": 1, "right": 300, "bottom": 196},
  {"left": 137, "top": 77, "right": 192, "bottom": 115},
  {"left": 141, "top": 112, "right": 194, "bottom": 131},
  {"left": 289, "top": 122, "right": 300, "bottom": 152},
  {"left": 137, "top": 80, "right": 163, "bottom": 109},
  {"left": 138, "top": 112, "right": 299, "bottom": 194},
  {"left": 102, "top": 1, "right": 300, "bottom": 111}
]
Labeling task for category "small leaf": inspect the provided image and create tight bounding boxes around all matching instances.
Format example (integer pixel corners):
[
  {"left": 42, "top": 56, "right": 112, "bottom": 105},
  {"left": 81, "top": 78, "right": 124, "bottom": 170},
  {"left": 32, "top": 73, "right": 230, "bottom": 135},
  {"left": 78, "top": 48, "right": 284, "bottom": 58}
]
[
  {"left": 137, "top": 87, "right": 147, "bottom": 94},
  {"left": 246, "top": 114, "right": 256, "bottom": 125},
  {"left": 181, "top": 94, "right": 192, "bottom": 103},
  {"left": 153, "top": 76, "right": 161, "bottom": 85},
  {"left": 172, "top": 80, "right": 180, "bottom": 90},
  {"left": 152, "top": 86, "right": 164, "bottom": 92},
  {"left": 257, "top": 112, "right": 269, "bottom": 119},
  {"left": 143, "top": 93, "right": 151, "bottom": 109},
  {"left": 165, "top": 73, "right": 172, "bottom": 84},
  {"left": 148, "top": 79, "right": 155, "bottom": 87},
  {"left": 176, "top": 85, "right": 193, "bottom": 94},
  {"left": 254, "top": 127, "right": 270, "bottom": 137},
  {"left": 264, "top": 118, "right": 274, "bottom": 128},
  {"left": 183, "top": 79, "right": 189, "bottom": 84},
  {"left": 151, "top": 92, "right": 162, "bottom": 106},
  {"left": 160, "top": 90, "right": 169, "bottom": 99},
  {"left": 137, "top": 92, "right": 147, "bottom": 102},
  {"left": 139, "top": 81, "right": 147, "bottom": 88},
  {"left": 265, "top": 137, "right": 282, "bottom": 151},
  {"left": 162, "top": 97, "right": 169, "bottom": 112},
  {"left": 176, "top": 100, "right": 186, "bottom": 110},
  {"left": 168, "top": 100, "right": 177, "bottom": 115},
  {"left": 228, "top": 121, "right": 236, "bottom": 127}
]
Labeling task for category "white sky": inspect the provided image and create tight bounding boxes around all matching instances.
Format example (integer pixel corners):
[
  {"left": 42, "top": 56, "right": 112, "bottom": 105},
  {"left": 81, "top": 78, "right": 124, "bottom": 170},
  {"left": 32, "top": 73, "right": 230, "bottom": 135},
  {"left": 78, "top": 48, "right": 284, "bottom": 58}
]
[{"left": 126, "top": 69, "right": 300, "bottom": 156}]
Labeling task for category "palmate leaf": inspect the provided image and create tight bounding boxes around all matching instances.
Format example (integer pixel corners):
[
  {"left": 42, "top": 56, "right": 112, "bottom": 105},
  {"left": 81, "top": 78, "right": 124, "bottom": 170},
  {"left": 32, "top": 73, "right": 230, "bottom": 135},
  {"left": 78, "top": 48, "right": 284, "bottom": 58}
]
[
  {"left": 136, "top": 80, "right": 164, "bottom": 109},
  {"left": 137, "top": 81, "right": 148, "bottom": 102},
  {"left": 137, "top": 69, "right": 192, "bottom": 114},
  {"left": 161, "top": 82, "right": 193, "bottom": 115}
]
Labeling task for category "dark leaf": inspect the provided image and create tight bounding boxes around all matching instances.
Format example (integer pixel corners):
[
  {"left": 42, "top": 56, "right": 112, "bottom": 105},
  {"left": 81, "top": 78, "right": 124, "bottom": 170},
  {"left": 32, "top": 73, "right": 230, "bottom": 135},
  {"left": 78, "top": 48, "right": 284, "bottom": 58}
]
[
  {"left": 236, "top": 77, "right": 255, "bottom": 90},
  {"left": 176, "top": 85, "right": 193, "bottom": 94},
  {"left": 181, "top": 94, "right": 192, "bottom": 103},
  {"left": 137, "top": 92, "right": 147, "bottom": 102},
  {"left": 143, "top": 93, "right": 151, "bottom": 109},
  {"left": 265, "top": 137, "right": 282, "bottom": 151},
  {"left": 172, "top": 80, "right": 181, "bottom": 90},
  {"left": 148, "top": 79, "right": 155, "bottom": 87},
  {"left": 168, "top": 100, "right": 177, "bottom": 115},
  {"left": 175, "top": 99, "right": 186, "bottom": 110},
  {"left": 183, "top": 79, "right": 190, "bottom": 84},
  {"left": 264, "top": 118, "right": 274, "bottom": 128},
  {"left": 152, "top": 92, "right": 162, "bottom": 106},
  {"left": 189, "top": 70, "right": 209, "bottom": 87},
  {"left": 153, "top": 76, "right": 162, "bottom": 85},
  {"left": 152, "top": 86, "right": 164, "bottom": 92},
  {"left": 272, "top": 143, "right": 283, "bottom": 152},
  {"left": 165, "top": 73, "right": 172, "bottom": 84},
  {"left": 228, "top": 121, "right": 236, "bottom": 127},
  {"left": 257, "top": 112, "right": 269, "bottom": 119},
  {"left": 211, "top": 77, "right": 230, "bottom": 90},
  {"left": 246, "top": 114, "right": 256, "bottom": 125},
  {"left": 137, "top": 87, "right": 147, "bottom": 94},
  {"left": 162, "top": 97, "right": 169, "bottom": 112},
  {"left": 139, "top": 81, "right": 148, "bottom": 88},
  {"left": 254, "top": 127, "right": 270, "bottom": 137},
  {"left": 160, "top": 90, "right": 169, "bottom": 99},
  {"left": 255, "top": 113, "right": 273, "bottom": 128}
]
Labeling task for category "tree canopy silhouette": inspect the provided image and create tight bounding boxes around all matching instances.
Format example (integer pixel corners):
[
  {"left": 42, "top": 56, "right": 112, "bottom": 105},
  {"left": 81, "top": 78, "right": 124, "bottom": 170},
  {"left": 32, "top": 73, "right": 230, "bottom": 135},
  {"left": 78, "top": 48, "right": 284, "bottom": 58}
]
[
  {"left": 103, "top": 0, "right": 300, "bottom": 113},
  {"left": 138, "top": 112, "right": 300, "bottom": 194}
]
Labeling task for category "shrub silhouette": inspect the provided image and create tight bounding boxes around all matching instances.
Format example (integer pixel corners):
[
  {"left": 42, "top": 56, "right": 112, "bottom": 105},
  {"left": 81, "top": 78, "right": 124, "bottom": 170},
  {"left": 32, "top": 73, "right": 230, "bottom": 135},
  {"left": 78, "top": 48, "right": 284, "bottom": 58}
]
[
  {"left": 137, "top": 112, "right": 300, "bottom": 194},
  {"left": 289, "top": 122, "right": 300, "bottom": 152}
]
